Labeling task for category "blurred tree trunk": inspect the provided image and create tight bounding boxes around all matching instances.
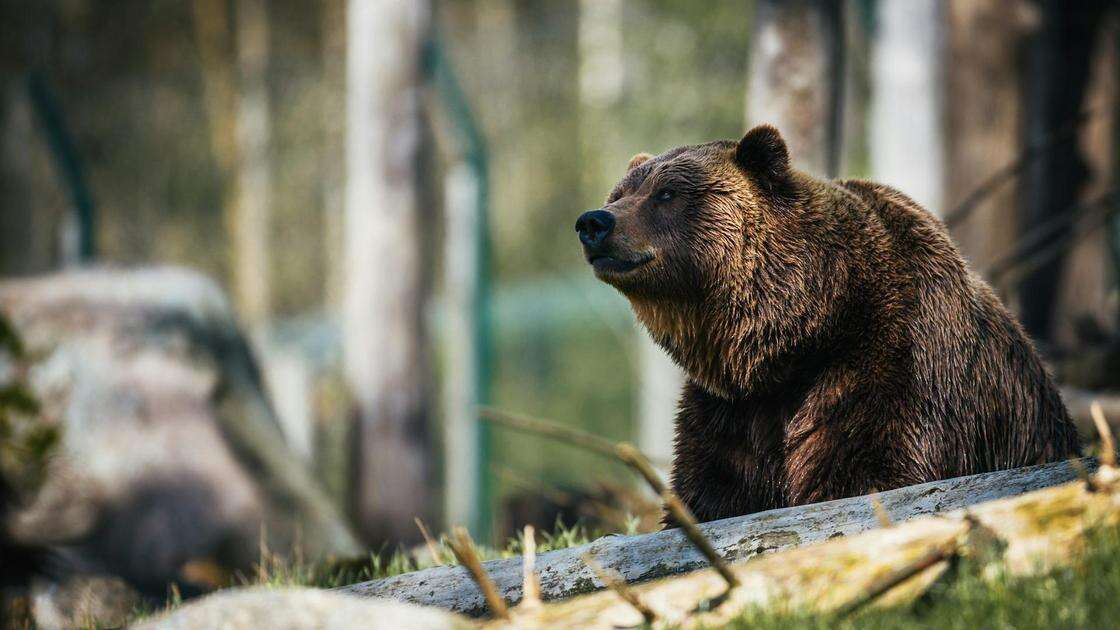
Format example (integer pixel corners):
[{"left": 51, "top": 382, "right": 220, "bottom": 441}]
[
  {"left": 1018, "top": 0, "right": 1110, "bottom": 344},
  {"left": 0, "top": 92, "right": 62, "bottom": 276},
  {"left": 943, "top": 0, "right": 1036, "bottom": 271},
  {"left": 869, "top": 0, "right": 944, "bottom": 214},
  {"left": 837, "top": 2, "right": 870, "bottom": 177},
  {"left": 344, "top": 0, "right": 432, "bottom": 544},
  {"left": 746, "top": 0, "right": 845, "bottom": 177},
  {"left": 191, "top": 0, "right": 272, "bottom": 326},
  {"left": 0, "top": 7, "right": 58, "bottom": 276},
  {"left": 441, "top": 164, "right": 481, "bottom": 535},
  {"left": 636, "top": 333, "right": 682, "bottom": 467},
  {"left": 232, "top": 0, "right": 272, "bottom": 327},
  {"left": 321, "top": 0, "right": 346, "bottom": 311},
  {"left": 1052, "top": 12, "right": 1120, "bottom": 349}
]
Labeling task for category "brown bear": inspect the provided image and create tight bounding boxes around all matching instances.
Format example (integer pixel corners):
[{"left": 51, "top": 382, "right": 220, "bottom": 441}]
[{"left": 575, "top": 125, "right": 1080, "bottom": 523}]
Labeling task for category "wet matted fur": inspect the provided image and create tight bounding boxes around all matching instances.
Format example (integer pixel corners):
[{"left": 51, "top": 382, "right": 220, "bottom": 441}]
[{"left": 579, "top": 125, "right": 1080, "bottom": 522}]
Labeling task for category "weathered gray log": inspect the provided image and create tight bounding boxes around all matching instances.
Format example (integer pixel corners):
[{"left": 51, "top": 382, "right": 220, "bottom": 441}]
[
  {"left": 515, "top": 461, "right": 1120, "bottom": 629},
  {"left": 342, "top": 458, "right": 1093, "bottom": 616}
]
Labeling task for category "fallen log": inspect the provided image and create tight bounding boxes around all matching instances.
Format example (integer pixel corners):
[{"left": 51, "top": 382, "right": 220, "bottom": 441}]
[
  {"left": 342, "top": 458, "right": 1094, "bottom": 615},
  {"left": 502, "top": 461, "right": 1120, "bottom": 629}
]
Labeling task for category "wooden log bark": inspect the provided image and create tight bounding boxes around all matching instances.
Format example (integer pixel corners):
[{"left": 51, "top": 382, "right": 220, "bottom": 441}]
[
  {"left": 341, "top": 458, "right": 1093, "bottom": 616},
  {"left": 509, "top": 461, "right": 1120, "bottom": 629}
]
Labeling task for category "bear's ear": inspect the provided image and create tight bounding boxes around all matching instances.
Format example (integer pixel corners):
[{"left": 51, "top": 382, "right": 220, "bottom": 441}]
[
  {"left": 627, "top": 152, "right": 654, "bottom": 172},
  {"left": 735, "top": 125, "right": 793, "bottom": 195}
]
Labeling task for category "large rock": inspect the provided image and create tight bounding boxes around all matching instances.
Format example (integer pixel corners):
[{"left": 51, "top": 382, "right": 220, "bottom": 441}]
[
  {"left": 30, "top": 574, "right": 140, "bottom": 630},
  {"left": 135, "top": 588, "right": 469, "bottom": 630},
  {"left": 0, "top": 267, "right": 360, "bottom": 598}
]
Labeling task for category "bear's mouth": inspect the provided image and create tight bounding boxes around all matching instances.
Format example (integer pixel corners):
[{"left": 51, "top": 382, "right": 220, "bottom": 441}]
[{"left": 589, "top": 252, "right": 653, "bottom": 275}]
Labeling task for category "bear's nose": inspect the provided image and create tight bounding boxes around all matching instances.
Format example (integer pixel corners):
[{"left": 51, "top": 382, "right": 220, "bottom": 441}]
[{"left": 575, "top": 209, "right": 615, "bottom": 248}]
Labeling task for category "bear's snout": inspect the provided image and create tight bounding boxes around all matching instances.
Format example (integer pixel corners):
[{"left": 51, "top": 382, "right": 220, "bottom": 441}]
[{"left": 575, "top": 209, "right": 615, "bottom": 249}]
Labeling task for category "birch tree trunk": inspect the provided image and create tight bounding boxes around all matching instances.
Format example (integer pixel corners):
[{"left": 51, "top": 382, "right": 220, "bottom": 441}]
[
  {"left": 637, "top": 332, "right": 682, "bottom": 467},
  {"left": 442, "top": 165, "right": 481, "bottom": 533},
  {"left": 869, "top": 0, "right": 944, "bottom": 214},
  {"left": 746, "top": 0, "right": 844, "bottom": 177},
  {"left": 345, "top": 0, "right": 432, "bottom": 544}
]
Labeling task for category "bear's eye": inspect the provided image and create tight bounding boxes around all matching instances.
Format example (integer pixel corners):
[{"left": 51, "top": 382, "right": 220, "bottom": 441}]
[{"left": 655, "top": 189, "right": 675, "bottom": 203}]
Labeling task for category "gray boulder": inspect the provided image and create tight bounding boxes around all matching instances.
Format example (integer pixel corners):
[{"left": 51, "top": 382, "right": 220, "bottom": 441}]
[
  {"left": 0, "top": 267, "right": 360, "bottom": 598},
  {"left": 134, "top": 587, "right": 468, "bottom": 627},
  {"left": 135, "top": 587, "right": 469, "bottom": 630}
]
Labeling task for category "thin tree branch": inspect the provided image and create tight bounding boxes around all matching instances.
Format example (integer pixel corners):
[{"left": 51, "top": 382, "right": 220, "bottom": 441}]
[
  {"left": 521, "top": 525, "right": 542, "bottom": 610},
  {"left": 837, "top": 535, "right": 960, "bottom": 617},
  {"left": 944, "top": 110, "right": 1093, "bottom": 228},
  {"left": 985, "top": 190, "right": 1116, "bottom": 285},
  {"left": 479, "top": 407, "right": 619, "bottom": 459},
  {"left": 581, "top": 553, "right": 657, "bottom": 624},
  {"left": 1091, "top": 401, "right": 1116, "bottom": 468},
  {"left": 414, "top": 517, "right": 446, "bottom": 566},
  {"left": 448, "top": 526, "right": 509, "bottom": 620},
  {"left": 482, "top": 408, "right": 738, "bottom": 591}
]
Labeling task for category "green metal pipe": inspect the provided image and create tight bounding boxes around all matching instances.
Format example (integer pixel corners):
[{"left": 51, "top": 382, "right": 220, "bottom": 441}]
[
  {"left": 425, "top": 34, "right": 494, "bottom": 541},
  {"left": 26, "top": 72, "right": 96, "bottom": 263}
]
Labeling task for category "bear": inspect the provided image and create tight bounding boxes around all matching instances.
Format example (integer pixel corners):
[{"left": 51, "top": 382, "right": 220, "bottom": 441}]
[{"left": 575, "top": 125, "right": 1081, "bottom": 523}]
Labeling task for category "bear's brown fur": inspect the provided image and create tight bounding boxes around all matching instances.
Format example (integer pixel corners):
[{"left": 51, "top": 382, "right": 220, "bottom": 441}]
[{"left": 577, "top": 125, "right": 1080, "bottom": 522}]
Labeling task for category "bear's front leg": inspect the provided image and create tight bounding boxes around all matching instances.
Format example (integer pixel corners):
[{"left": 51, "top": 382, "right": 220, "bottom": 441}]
[
  {"left": 668, "top": 381, "right": 790, "bottom": 522},
  {"left": 782, "top": 388, "right": 927, "bottom": 506}
]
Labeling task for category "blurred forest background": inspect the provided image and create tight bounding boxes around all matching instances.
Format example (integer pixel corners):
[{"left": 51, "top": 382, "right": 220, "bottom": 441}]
[{"left": 5, "top": 0, "right": 1120, "bottom": 618}]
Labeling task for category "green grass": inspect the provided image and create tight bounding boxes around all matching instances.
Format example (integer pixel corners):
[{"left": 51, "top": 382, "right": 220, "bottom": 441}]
[
  {"left": 724, "top": 525, "right": 1120, "bottom": 630},
  {"left": 125, "top": 521, "right": 1120, "bottom": 628},
  {"left": 121, "top": 518, "right": 603, "bottom": 624},
  {"left": 235, "top": 517, "right": 606, "bottom": 590}
]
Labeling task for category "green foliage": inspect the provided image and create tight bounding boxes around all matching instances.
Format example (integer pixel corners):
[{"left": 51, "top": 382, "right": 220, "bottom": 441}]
[
  {"left": 0, "top": 384, "right": 38, "bottom": 416},
  {"left": 122, "top": 517, "right": 601, "bottom": 625},
  {"left": 489, "top": 281, "right": 637, "bottom": 533},
  {"left": 232, "top": 517, "right": 597, "bottom": 592},
  {"left": 0, "top": 312, "right": 56, "bottom": 498},
  {"left": 242, "top": 550, "right": 416, "bottom": 591},
  {"left": 502, "top": 518, "right": 595, "bottom": 558},
  {"left": 726, "top": 525, "right": 1120, "bottom": 630},
  {"left": 0, "top": 313, "right": 24, "bottom": 357}
]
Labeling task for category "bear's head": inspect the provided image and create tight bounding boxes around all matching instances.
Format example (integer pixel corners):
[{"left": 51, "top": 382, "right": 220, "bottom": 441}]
[{"left": 576, "top": 125, "right": 845, "bottom": 396}]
